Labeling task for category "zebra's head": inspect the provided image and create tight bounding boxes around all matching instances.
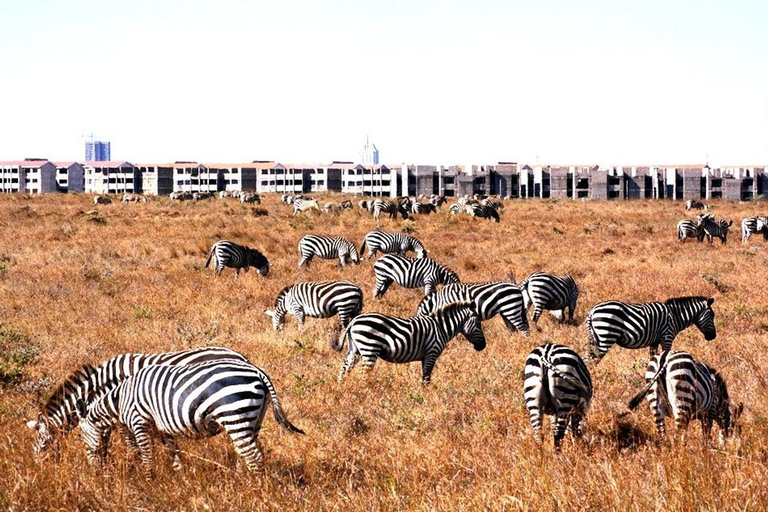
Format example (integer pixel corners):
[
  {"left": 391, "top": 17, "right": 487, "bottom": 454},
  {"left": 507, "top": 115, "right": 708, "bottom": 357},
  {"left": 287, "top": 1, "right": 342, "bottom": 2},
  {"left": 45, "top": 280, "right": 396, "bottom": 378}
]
[
  {"left": 248, "top": 249, "right": 271, "bottom": 277},
  {"left": 439, "top": 302, "right": 485, "bottom": 351},
  {"left": 694, "top": 297, "right": 717, "bottom": 341},
  {"left": 264, "top": 309, "right": 283, "bottom": 331},
  {"left": 26, "top": 413, "right": 59, "bottom": 461},
  {"left": 710, "top": 368, "right": 744, "bottom": 440},
  {"left": 74, "top": 398, "right": 112, "bottom": 467}
]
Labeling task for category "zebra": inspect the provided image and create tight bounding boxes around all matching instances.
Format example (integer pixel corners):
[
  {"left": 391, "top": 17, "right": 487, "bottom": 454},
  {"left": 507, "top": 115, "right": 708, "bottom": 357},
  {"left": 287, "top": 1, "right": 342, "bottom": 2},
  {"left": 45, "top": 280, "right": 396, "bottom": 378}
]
[
  {"left": 677, "top": 219, "right": 705, "bottom": 243},
  {"left": 240, "top": 193, "right": 261, "bottom": 204},
  {"left": 333, "top": 302, "right": 486, "bottom": 384},
  {"left": 373, "top": 254, "right": 459, "bottom": 297},
  {"left": 169, "top": 191, "right": 193, "bottom": 201},
  {"left": 585, "top": 296, "right": 716, "bottom": 362},
  {"left": 519, "top": 272, "right": 579, "bottom": 325},
  {"left": 204, "top": 240, "right": 271, "bottom": 278},
  {"left": 372, "top": 199, "right": 409, "bottom": 221},
  {"left": 685, "top": 199, "right": 709, "bottom": 211},
  {"left": 293, "top": 198, "right": 320, "bottom": 215},
  {"left": 741, "top": 215, "right": 768, "bottom": 243},
  {"left": 25, "top": 346, "right": 249, "bottom": 459},
  {"left": 523, "top": 343, "right": 592, "bottom": 448},
  {"left": 193, "top": 191, "right": 214, "bottom": 201},
  {"left": 359, "top": 230, "right": 428, "bottom": 259},
  {"left": 340, "top": 200, "right": 353, "bottom": 210},
  {"left": 93, "top": 195, "right": 113, "bottom": 205},
  {"left": 466, "top": 203, "right": 500, "bottom": 222},
  {"left": 265, "top": 280, "right": 363, "bottom": 331},
  {"left": 298, "top": 234, "right": 361, "bottom": 268},
  {"left": 75, "top": 360, "right": 304, "bottom": 478},
  {"left": 449, "top": 203, "right": 463, "bottom": 215},
  {"left": 628, "top": 350, "right": 743, "bottom": 443},
  {"left": 699, "top": 214, "right": 733, "bottom": 244},
  {"left": 411, "top": 202, "right": 437, "bottom": 215},
  {"left": 121, "top": 193, "right": 147, "bottom": 203},
  {"left": 281, "top": 194, "right": 294, "bottom": 204},
  {"left": 416, "top": 281, "right": 529, "bottom": 336},
  {"left": 481, "top": 197, "right": 504, "bottom": 210}
]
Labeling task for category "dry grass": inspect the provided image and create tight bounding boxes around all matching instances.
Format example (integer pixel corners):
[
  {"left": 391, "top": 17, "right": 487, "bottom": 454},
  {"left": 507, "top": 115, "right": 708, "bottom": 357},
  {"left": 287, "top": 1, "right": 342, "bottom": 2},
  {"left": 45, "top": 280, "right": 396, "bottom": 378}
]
[{"left": 1, "top": 193, "right": 767, "bottom": 511}]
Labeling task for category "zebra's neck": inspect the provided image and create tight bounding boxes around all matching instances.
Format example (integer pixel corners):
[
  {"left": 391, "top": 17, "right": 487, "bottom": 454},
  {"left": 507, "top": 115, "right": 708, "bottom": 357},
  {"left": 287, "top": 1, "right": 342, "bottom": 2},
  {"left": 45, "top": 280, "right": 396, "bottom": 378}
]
[{"left": 665, "top": 299, "right": 703, "bottom": 335}]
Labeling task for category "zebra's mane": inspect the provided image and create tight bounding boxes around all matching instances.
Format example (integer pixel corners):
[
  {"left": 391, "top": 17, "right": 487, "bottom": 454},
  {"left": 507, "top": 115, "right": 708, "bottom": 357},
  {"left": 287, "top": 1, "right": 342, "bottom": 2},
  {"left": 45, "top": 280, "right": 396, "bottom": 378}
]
[
  {"left": 274, "top": 284, "right": 294, "bottom": 305},
  {"left": 43, "top": 363, "right": 99, "bottom": 420},
  {"left": 664, "top": 296, "right": 709, "bottom": 308},
  {"left": 429, "top": 301, "right": 476, "bottom": 318}
]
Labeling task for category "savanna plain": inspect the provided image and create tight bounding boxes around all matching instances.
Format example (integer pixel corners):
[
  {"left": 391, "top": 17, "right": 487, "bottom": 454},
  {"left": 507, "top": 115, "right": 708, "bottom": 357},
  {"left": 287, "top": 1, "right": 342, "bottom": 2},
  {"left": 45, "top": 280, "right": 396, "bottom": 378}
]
[{"left": 1, "top": 193, "right": 767, "bottom": 511}]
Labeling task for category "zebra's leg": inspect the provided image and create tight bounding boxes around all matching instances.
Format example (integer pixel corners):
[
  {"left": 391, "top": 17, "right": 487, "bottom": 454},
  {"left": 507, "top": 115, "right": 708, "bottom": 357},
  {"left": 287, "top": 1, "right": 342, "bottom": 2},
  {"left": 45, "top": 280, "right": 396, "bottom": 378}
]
[
  {"left": 235, "top": 268, "right": 241, "bottom": 280},
  {"left": 650, "top": 395, "right": 666, "bottom": 440},
  {"left": 570, "top": 412, "right": 584, "bottom": 439},
  {"left": 532, "top": 305, "right": 543, "bottom": 323},
  {"left": 119, "top": 423, "right": 142, "bottom": 460},
  {"left": 159, "top": 434, "right": 182, "bottom": 471},
  {"left": 295, "top": 308, "right": 305, "bottom": 330},
  {"left": 128, "top": 417, "right": 156, "bottom": 479},
  {"left": 373, "top": 278, "right": 392, "bottom": 298},
  {"left": 553, "top": 412, "right": 570, "bottom": 450},
  {"left": 424, "top": 282, "right": 434, "bottom": 296},
  {"left": 421, "top": 353, "right": 440, "bottom": 385},
  {"left": 226, "top": 425, "right": 263, "bottom": 471},
  {"left": 339, "top": 254, "right": 347, "bottom": 267},
  {"left": 298, "top": 255, "right": 312, "bottom": 268},
  {"left": 215, "top": 265, "right": 224, "bottom": 277},
  {"left": 338, "top": 341, "right": 361, "bottom": 381}
]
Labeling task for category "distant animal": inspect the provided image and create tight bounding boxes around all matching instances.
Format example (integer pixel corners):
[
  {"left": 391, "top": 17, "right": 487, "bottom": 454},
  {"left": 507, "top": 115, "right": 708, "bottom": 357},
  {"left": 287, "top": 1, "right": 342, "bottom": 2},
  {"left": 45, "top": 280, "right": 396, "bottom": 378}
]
[
  {"left": 519, "top": 272, "right": 579, "bottom": 324},
  {"left": 685, "top": 199, "right": 708, "bottom": 211},
  {"left": 75, "top": 360, "right": 304, "bottom": 478},
  {"left": 700, "top": 215, "right": 733, "bottom": 244},
  {"left": 466, "top": 203, "right": 500, "bottom": 222},
  {"left": 121, "top": 193, "right": 147, "bottom": 203},
  {"left": 281, "top": 194, "right": 294, "bottom": 204},
  {"left": 240, "top": 193, "right": 261, "bottom": 204},
  {"left": 416, "top": 281, "right": 529, "bottom": 336},
  {"left": 293, "top": 198, "right": 320, "bottom": 215},
  {"left": 741, "top": 216, "right": 768, "bottom": 243},
  {"left": 523, "top": 343, "right": 592, "bottom": 449},
  {"left": 219, "top": 190, "right": 233, "bottom": 199},
  {"left": 372, "top": 199, "right": 409, "bottom": 221},
  {"left": 169, "top": 191, "right": 193, "bottom": 201},
  {"left": 585, "top": 296, "right": 716, "bottom": 362},
  {"left": 297, "top": 235, "right": 361, "bottom": 268},
  {"left": 340, "top": 200, "right": 353, "bottom": 210},
  {"left": 192, "top": 191, "right": 213, "bottom": 201},
  {"left": 359, "top": 230, "right": 428, "bottom": 259},
  {"left": 265, "top": 280, "right": 363, "bottom": 331},
  {"left": 204, "top": 240, "right": 270, "bottom": 278},
  {"left": 358, "top": 200, "right": 371, "bottom": 211},
  {"left": 449, "top": 203, "right": 462, "bottom": 215},
  {"left": 411, "top": 202, "right": 436, "bottom": 215},
  {"left": 481, "top": 198, "right": 504, "bottom": 210},
  {"left": 333, "top": 302, "right": 485, "bottom": 384},
  {"left": 93, "top": 195, "right": 113, "bottom": 205},
  {"left": 677, "top": 219, "right": 705, "bottom": 243},
  {"left": 628, "top": 350, "right": 742, "bottom": 443},
  {"left": 372, "top": 254, "right": 459, "bottom": 297}
]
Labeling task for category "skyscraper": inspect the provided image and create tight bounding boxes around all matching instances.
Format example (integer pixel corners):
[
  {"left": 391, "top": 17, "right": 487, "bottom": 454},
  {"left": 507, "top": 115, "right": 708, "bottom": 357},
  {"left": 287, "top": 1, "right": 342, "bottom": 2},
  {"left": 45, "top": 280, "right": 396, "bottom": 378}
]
[
  {"left": 85, "top": 140, "right": 111, "bottom": 162},
  {"left": 360, "top": 136, "right": 379, "bottom": 165}
]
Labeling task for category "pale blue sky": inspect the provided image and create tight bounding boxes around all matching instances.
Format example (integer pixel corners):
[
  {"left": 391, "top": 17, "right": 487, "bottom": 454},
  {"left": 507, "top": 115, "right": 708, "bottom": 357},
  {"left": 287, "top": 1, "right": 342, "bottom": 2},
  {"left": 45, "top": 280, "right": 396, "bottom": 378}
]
[{"left": 1, "top": 0, "right": 766, "bottom": 166}]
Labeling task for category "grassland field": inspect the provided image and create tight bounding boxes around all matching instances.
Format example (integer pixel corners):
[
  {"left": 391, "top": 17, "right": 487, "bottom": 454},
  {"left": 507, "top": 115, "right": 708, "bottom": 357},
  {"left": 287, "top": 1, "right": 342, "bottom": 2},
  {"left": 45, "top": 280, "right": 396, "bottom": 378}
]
[{"left": 0, "top": 193, "right": 767, "bottom": 511}]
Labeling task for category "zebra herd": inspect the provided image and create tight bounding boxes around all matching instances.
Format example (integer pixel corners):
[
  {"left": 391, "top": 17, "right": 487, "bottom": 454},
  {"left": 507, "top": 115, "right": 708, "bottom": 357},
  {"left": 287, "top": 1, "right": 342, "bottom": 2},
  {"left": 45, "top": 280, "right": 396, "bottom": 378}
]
[{"left": 678, "top": 212, "right": 767, "bottom": 244}]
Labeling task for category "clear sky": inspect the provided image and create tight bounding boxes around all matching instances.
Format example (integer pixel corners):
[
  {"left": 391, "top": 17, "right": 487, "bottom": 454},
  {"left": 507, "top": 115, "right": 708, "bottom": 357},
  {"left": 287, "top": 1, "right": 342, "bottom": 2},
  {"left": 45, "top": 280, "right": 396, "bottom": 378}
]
[{"left": 1, "top": 0, "right": 767, "bottom": 166}]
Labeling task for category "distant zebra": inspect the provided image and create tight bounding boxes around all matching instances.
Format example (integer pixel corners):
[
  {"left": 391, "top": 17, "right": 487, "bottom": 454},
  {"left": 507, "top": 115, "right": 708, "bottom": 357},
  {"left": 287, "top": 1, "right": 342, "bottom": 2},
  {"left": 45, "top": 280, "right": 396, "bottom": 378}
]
[
  {"left": 481, "top": 198, "right": 504, "bottom": 210},
  {"left": 121, "top": 193, "right": 147, "bottom": 203},
  {"left": 466, "top": 204, "right": 500, "bottom": 222},
  {"left": 699, "top": 214, "right": 733, "bottom": 244},
  {"left": 585, "top": 296, "right": 716, "bottom": 362},
  {"left": 358, "top": 200, "right": 374, "bottom": 212},
  {"left": 677, "top": 219, "right": 705, "bottom": 243},
  {"left": 333, "top": 302, "right": 486, "bottom": 384},
  {"left": 685, "top": 199, "right": 709, "bottom": 211},
  {"left": 373, "top": 254, "right": 459, "bottom": 297},
  {"left": 93, "top": 195, "right": 113, "bottom": 205},
  {"left": 340, "top": 200, "right": 353, "bottom": 210},
  {"left": 170, "top": 191, "right": 193, "bottom": 201},
  {"left": 628, "top": 350, "right": 743, "bottom": 442},
  {"left": 265, "top": 280, "right": 363, "bottom": 330},
  {"left": 524, "top": 343, "right": 592, "bottom": 448},
  {"left": 75, "top": 360, "right": 304, "bottom": 478},
  {"left": 281, "top": 194, "right": 294, "bottom": 204},
  {"left": 298, "top": 234, "right": 361, "bottom": 268},
  {"left": 240, "top": 193, "right": 261, "bottom": 204},
  {"left": 741, "top": 216, "right": 768, "bottom": 243},
  {"left": 193, "top": 191, "right": 214, "bottom": 201},
  {"left": 26, "top": 346, "right": 249, "bottom": 459},
  {"left": 204, "top": 240, "right": 271, "bottom": 278},
  {"left": 417, "top": 281, "right": 529, "bottom": 335},
  {"left": 449, "top": 203, "right": 463, "bottom": 215},
  {"left": 519, "top": 272, "right": 579, "bottom": 324},
  {"left": 293, "top": 198, "right": 320, "bottom": 215},
  {"left": 411, "top": 202, "right": 436, "bottom": 215},
  {"left": 359, "top": 230, "right": 428, "bottom": 259},
  {"left": 372, "top": 199, "right": 409, "bottom": 220}
]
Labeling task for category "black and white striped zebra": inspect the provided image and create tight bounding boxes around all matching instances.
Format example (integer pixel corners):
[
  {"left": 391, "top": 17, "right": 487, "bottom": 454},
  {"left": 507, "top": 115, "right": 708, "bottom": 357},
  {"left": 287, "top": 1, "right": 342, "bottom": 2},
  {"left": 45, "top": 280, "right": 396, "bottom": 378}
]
[
  {"left": 523, "top": 343, "right": 592, "bottom": 448},
  {"left": 699, "top": 214, "right": 733, "bottom": 244},
  {"left": 298, "top": 235, "right": 361, "bottom": 268},
  {"left": 416, "top": 281, "right": 529, "bottom": 336},
  {"left": 333, "top": 302, "right": 486, "bottom": 384},
  {"left": 359, "top": 230, "right": 428, "bottom": 259},
  {"left": 449, "top": 203, "right": 462, "bottom": 215},
  {"left": 372, "top": 199, "right": 409, "bottom": 220},
  {"left": 519, "top": 272, "right": 579, "bottom": 324},
  {"left": 466, "top": 203, "right": 500, "bottom": 222},
  {"left": 239, "top": 193, "right": 261, "bottom": 204},
  {"left": 25, "top": 346, "right": 249, "bottom": 459},
  {"left": 677, "top": 219, "right": 705, "bottom": 243},
  {"left": 75, "top": 360, "right": 304, "bottom": 478},
  {"left": 585, "top": 296, "right": 717, "bottom": 362},
  {"left": 265, "top": 280, "right": 363, "bottom": 330},
  {"left": 293, "top": 198, "right": 320, "bottom": 215},
  {"left": 204, "top": 240, "right": 271, "bottom": 278},
  {"left": 741, "top": 215, "right": 768, "bottom": 243},
  {"left": 628, "top": 350, "right": 743, "bottom": 442},
  {"left": 411, "top": 202, "right": 437, "bottom": 215},
  {"left": 373, "top": 254, "right": 459, "bottom": 297},
  {"left": 685, "top": 199, "right": 709, "bottom": 211}
]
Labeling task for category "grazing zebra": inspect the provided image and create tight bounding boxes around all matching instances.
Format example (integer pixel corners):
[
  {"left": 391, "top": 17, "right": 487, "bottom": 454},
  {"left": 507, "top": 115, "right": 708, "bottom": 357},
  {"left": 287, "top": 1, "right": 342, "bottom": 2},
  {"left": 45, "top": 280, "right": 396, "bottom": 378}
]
[
  {"left": 628, "top": 350, "right": 743, "bottom": 442},
  {"left": 293, "top": 198, "right": 320, "bottom": 215},
  {"left": 333, "top": 302, "right": 486, "bottom": 384},
  {"left": 416, "top": 281, "right": 529, "bottom": 336},
  {"left": 219, "top": 190, "right": 233, "bottom": 199},
  {"left": 240, "top": 193, "right": 261, "bottom": 204},
  {"left": 170, "top": 191, "right": 193, "bottom": 201},
  {"left": 411, "top": 202, "right": 436, "bottom": 215},
  {"left": 698, "top": 214, "right": 733, "bottom": 244},
  {"left": 121, "top": 193, "right": 147, "bottom": 203},
  {"left": 677, "top": 219, "right": 705, "bottom": 243},
  {"left": 685, "top": 199, "right": 709, "bottom": 211},
  {"left": 359, "top": 230, "right": 428, "bottom": 259},
  {"left": 281, "top": 194, "right": 294, "bottom": 204},
  {"left": 372, "top": 199, "right": 409, "bottom": 221},
  {"left": 481, "top": 198, "right": 504, "bottom": 210},
  {"left": 93, "top": 195, "right": 113, "bottom": 205},
  {"left": 585, "top": 296, "right": 716, "bottom": 362},
  {"left": 340, "top": 200, "right": 353, "bottom": 210},
  {"left": 298, "top": 234, "right": 361, "bottom": 268},
  {"left": 75, "top": 360, "right": 304, "bottom": 478},
  {"left": 523, "top": 343, "right": 592, "bottom": 448},
  {"left": 193, "top": 191, "right": 214, "bottom": 201},
  {"left": 25, "top": 346, "right": 249, "bottom": 459},
  {"left": 519, "top": 272, "right": 579, "bottom": 324},
  {"left": 741, "top": 216, "right": 768, "bottom": 243},
  {"left": 205, "top": 240, "right": 270, "bottom": 278},
  {"left": 373, "top": 254, "right": 459, "bottom": 297},
  {"left": 265, "top": 280, "right": 363, "bottom": 330},
  {"left": 466, "top": 203, "right": 500, "bottom": 222},
  {"left": 449, "top": 203, "right": 463, "bottom": 215}
]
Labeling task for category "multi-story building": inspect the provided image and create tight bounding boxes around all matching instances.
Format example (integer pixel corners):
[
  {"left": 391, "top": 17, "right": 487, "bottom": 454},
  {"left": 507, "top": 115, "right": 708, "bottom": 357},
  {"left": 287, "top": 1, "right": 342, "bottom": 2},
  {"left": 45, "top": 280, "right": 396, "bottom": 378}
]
[
  {"left": 52, "top": 162, "right": 85, "bottom": 193},
  {"left": 85, "top": 141, "right": 111, "bottom": 162},
  {"left": 169, "top": 162, "right": 222, "bottom": 194},
  {"left": 84, "top": 161, "right": 140, "bottom": 194},
  {"left": 360, "top": 137, "right": 379, "bottom": 165},
  {"left": 0, "top": 160, "right": 57, "bottom": 194}
]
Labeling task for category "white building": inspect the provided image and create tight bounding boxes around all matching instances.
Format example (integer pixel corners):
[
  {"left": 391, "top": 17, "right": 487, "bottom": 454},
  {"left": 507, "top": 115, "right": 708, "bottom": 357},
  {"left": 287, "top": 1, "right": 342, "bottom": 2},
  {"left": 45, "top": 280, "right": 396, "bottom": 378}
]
[{"left": 0, "top": 160, "right": 57, "bottom": 194}]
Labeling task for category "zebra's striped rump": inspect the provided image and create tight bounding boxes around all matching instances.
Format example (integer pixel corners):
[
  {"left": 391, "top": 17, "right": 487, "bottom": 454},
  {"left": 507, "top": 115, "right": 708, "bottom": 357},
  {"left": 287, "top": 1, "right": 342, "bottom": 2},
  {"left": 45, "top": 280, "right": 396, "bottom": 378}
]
[
  {"left": 520, "top": 272, "right": 579, "bottom": 324},
  {"left": 205, "top": 240, "right": 271, "bottom": 278},
  {"left": 699, "top": 215, "right": 733, "bottom": 244},
  {"left": 265, "top": 280, "right": 363, "bottom": 330},
  {"left": 373, "top": 254, "right": 460, "bottom": 298},
  {"left": 360, "top": 230, "right": 428, "bottom": 259},
  {"left": 298, "top": 235, "right": 361, "bottom": 268},
  {"left": 741, "top": 216, "right": 768, "bottom": 243},
  {"left": 466, "top": 204, "right": 500, "bottom": 222},
  {"left": 677, "top": 219, "right": 705, "bottom": 243},
  {"left": 524, "top": 343, "right": 592, "bottom": 448},
  {"left": 372, "top": 199, "right": 409, "bottom": 221}
]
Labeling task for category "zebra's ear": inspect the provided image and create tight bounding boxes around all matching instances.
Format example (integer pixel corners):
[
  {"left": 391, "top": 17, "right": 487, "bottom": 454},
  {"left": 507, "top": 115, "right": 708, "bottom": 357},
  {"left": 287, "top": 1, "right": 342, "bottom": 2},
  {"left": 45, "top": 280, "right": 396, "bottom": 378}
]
[{"left": 707, "top": 297, "right": 715, "bottom": 306}]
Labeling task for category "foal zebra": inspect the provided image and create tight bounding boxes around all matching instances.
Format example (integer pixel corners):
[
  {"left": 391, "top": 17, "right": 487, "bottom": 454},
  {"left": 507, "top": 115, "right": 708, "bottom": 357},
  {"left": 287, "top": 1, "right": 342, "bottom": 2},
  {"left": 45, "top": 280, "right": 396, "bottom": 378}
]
[
  {"left": 26, "top": 346, "right": 249, "bottom": 458},
  {"left": 372, "top": 199, "right": 409, "bottom": 220},
  {"left": 524, "top": 343, "right": 592, "bottom": 448},
  {"left": 416, "top": 281, "right": 529, "bottom": 336},
  {"left": 293, "top": 198, "right": 320, "bottom": 215},
  {"left": 699, "top": 214, "right": 733, "bottom": 244},
  {"left": 205, "top": 240, "right": 271, "bottom": 278},
  {"left": 359, "top": 230, "right": 428, "bottom": 259},
  {"left": 265, "top": 280, "right": 363, "bottom": 330},
  {"left": 466, "top": 203, "right": 500, "bottom": 222},
  {"left": 585, "top": 296, "right": 716, "bottom": 362},
  {"left": 628, "top": 350, "right": 743, "bottom": 442},
  {"left": 677, "top": 219, "right": 705, "bottom": 243},
  {"left": 298, "top": 235, "right": 361, "bottom": 268},
  {"left": 741, "top": 216, "right": 768, "bottom": 243},
  {"left": 76, "top": 360, "right": 304, "bottom": 478},
  {"left": 519, "top": 272, "right": 579, "bottom": 324},
  {"left": 333, "top": 302, "right": 486, "bottom": 384},
  {"left": 373, "top": 254, "right": 459, "bottom": 297}
]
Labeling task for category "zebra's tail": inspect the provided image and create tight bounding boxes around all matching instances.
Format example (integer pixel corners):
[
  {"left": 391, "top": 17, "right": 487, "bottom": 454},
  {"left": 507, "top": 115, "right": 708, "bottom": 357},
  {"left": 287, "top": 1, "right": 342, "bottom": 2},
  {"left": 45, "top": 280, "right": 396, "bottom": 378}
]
[
  {"left": 259, "top": 369, "right": 305, "bottom": 435},
  {"left": 585, "top": 312, "right": 600, "bottom": 361},
  {"left": 628, "top": 350, "right": 672, "bottom": 410},
  {"left": 539, "top": 356, "right": 591, "bottom": 399},
  {"left": 332, "top": 323, "right": 352, "bottom": 352},
  {"left": 204, "top": 247, "right": 214, "bottom": 268},
  {"left": 359, "top": 237, "right": 368, "bottom": 259}
]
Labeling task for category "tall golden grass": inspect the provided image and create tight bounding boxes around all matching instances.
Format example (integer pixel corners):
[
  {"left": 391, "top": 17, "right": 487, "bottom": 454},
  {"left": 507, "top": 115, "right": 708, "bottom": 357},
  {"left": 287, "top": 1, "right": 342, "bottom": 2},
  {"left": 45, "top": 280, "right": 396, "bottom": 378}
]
[{"left": 1, "top": 193, "right": 767, "bottom": 511}]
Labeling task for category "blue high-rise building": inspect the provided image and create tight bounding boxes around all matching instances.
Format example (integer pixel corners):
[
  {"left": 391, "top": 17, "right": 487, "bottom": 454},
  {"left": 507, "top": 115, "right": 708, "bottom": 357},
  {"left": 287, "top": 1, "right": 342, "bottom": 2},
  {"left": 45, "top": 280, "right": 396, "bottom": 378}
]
[
  {"left": 85, "top": 141, "right": 111, "bottom": 162},
  {"left": 360, "top": 136, "right": 379, "bottom": 165}
]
